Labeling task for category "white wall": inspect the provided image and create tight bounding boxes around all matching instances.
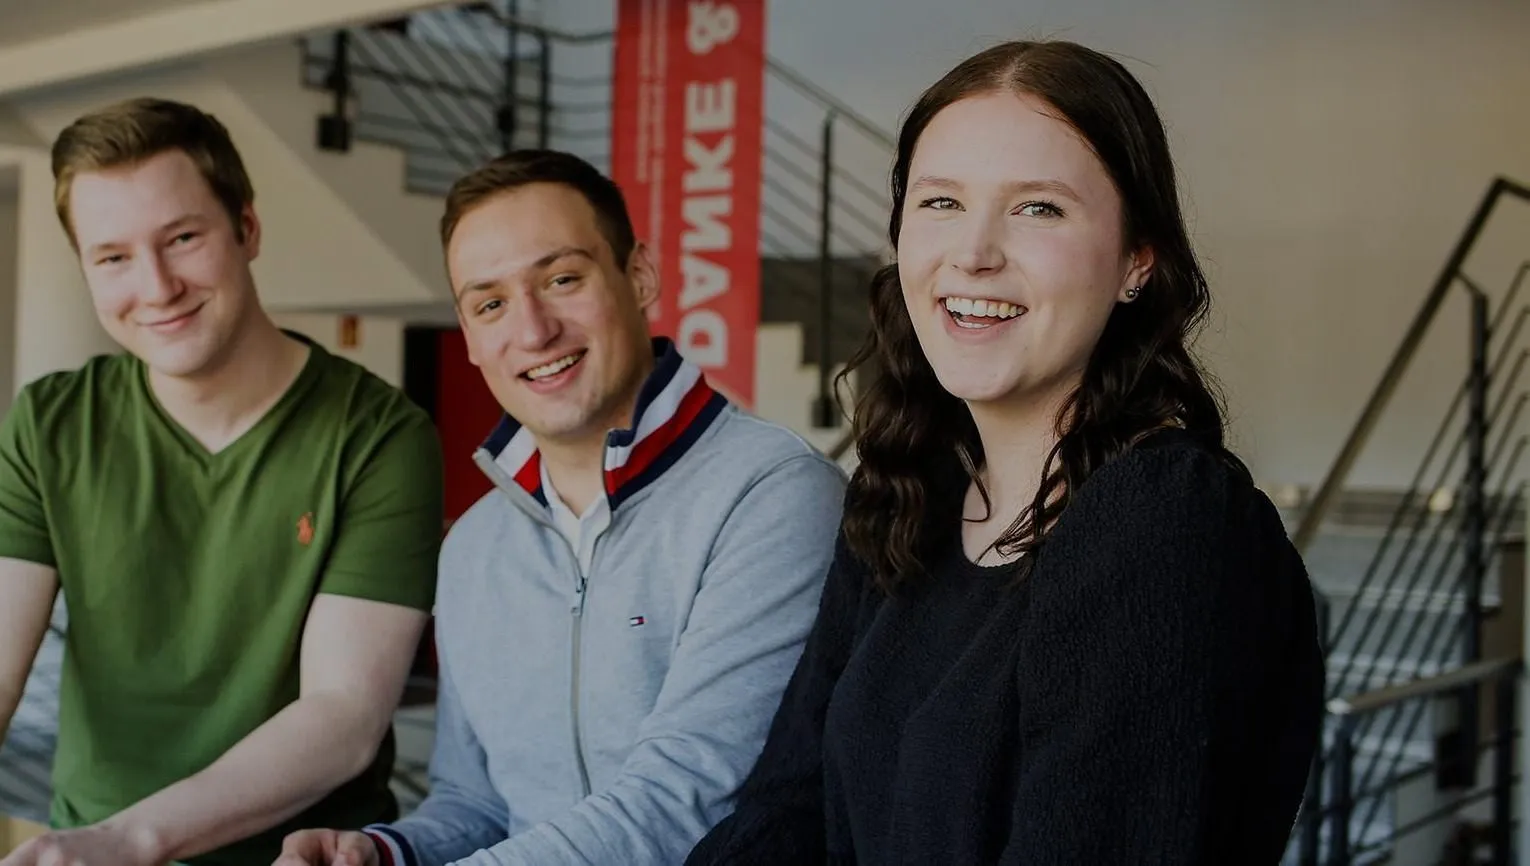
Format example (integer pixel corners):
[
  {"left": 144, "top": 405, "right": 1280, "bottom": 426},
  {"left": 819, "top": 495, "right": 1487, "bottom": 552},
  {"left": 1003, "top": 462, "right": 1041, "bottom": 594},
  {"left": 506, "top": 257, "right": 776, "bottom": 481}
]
[
  {"left": 0, "top": 103, "right": 38, "bottom": 147},
  {"left": 0, "top": 147, "right": 116, "bottom": 392},
  {"left": 270, "top": 312, "right": 406, "bottom": 387},
  {"left": 541, "top": 0, "right": 1530, "bottom": 489},
  {"left": 0, "top": 171, "right": 17, "bottom": 413}
]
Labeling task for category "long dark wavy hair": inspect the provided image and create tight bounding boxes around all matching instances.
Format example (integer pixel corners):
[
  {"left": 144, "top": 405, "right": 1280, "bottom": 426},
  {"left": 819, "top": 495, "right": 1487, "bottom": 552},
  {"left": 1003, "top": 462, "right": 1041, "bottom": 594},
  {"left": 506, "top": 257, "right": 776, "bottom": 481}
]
[{"left": 841, "top": 40, "right": 1227, "bottom": 593}]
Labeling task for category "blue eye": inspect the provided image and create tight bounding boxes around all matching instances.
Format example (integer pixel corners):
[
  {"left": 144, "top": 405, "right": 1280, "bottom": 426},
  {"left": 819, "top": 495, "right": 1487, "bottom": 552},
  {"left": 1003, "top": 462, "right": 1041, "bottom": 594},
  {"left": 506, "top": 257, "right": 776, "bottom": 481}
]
[
  {"left": 918, "top": 196, "right": 961, "bottom": 211},
  {"left": 1018, "top": 201, "right": 1064, "bottom": 218}
]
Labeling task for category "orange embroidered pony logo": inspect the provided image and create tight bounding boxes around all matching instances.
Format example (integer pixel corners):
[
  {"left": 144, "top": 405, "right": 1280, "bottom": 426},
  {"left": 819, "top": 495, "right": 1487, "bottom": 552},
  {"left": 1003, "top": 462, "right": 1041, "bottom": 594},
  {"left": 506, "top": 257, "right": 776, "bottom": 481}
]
[{"left": 297, "top": 512, "right": 315, "bottom": 546}]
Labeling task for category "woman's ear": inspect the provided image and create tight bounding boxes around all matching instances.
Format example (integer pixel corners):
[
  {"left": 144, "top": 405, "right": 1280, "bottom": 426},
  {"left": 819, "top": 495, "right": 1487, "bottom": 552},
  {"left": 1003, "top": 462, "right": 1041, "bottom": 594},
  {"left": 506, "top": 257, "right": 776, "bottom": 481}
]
[{"left": 1119, "top": 245, "right": 1156, "bottom": 303}]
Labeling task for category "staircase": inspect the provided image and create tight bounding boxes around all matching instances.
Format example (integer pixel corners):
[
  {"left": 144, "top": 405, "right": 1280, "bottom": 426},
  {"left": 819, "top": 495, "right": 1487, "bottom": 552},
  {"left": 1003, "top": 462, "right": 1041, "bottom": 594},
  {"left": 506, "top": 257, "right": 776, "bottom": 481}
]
[
  {"left": 292, "top": 4, "right": 891, "bottom": 395},
  {"left": 1287, "top": 180, "right": 1530, "bottom": 866}
]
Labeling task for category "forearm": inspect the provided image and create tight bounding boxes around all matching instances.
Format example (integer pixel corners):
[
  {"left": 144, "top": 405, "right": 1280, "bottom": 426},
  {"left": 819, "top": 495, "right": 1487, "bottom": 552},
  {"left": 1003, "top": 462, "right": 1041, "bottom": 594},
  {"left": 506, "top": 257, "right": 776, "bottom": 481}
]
[
  {"left": 100, "top": 690, "right": 391, "bottom": 863},
  {"left": 0, "top": 558, "right": 60, "bottom": 749},
  {"left": 0, "top": 681, "right": 22, "bottom": 747}
]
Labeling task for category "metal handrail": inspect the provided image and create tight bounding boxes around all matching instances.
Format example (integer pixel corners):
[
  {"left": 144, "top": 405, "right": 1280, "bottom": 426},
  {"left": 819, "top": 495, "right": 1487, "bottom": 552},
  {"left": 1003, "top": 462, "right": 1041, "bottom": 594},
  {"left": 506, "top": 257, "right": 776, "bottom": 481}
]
[
  {"left": 1313, "top": 656, "right": 1521, "bottom": 866},
  {"left": 1322, "top": 270, "right": 1530, "bottom": 679},
  {"left": 477, "top": 11, "right": 899, "bottom": 148},
  {"left": 1293, "top": 177, "right": 1530, "bottom": 554}
]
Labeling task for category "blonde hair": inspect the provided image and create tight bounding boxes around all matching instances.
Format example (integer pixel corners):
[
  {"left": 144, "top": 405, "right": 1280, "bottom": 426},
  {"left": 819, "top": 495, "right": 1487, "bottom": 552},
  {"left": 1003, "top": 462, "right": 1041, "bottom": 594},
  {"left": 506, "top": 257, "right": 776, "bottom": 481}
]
[{"left": 51, "top": 97, "right": 254, "bottom": 246}]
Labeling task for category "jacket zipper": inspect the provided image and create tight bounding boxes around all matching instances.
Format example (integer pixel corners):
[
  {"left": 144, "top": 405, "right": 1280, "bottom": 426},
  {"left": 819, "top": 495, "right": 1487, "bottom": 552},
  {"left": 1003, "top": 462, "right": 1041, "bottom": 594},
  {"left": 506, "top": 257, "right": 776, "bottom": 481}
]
[
  {"left": 474, "top": 451, "right": 602, "bottom": 800},
  {"left": 570, "top": 567, "right": 592, "bottom": 798}
]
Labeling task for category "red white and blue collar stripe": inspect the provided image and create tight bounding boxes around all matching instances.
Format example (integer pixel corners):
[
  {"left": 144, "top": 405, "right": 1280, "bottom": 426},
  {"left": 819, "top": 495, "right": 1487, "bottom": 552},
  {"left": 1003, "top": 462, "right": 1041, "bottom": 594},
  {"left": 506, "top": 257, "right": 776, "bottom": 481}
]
[
  {"left": 477, "top": 338, "right": 729, "bottom": 510},
  {"left": 362, "top": 825, "right": 415, "bottom": 866}
]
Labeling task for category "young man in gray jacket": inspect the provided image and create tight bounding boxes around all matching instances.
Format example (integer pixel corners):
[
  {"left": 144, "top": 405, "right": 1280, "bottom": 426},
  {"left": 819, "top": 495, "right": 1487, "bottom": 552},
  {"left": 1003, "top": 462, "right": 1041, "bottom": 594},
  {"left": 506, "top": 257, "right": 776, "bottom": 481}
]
[{"left": 275, "top": 150, "right": 845, "bottom": 866}]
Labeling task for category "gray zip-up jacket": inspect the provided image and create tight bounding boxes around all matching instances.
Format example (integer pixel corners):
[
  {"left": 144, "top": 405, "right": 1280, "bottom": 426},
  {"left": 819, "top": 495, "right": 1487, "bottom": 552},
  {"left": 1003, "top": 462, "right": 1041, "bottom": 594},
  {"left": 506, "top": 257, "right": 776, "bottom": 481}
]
[{"left": 365, "top": 341, "right": 846, "bottom": 866}]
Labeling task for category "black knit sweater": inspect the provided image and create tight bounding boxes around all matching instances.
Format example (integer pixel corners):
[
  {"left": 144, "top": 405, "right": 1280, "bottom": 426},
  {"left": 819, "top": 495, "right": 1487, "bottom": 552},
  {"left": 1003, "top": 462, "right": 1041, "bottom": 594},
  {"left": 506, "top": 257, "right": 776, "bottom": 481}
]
[{"left": 686, "top": 431, "right": 1325, "bottom": 865}]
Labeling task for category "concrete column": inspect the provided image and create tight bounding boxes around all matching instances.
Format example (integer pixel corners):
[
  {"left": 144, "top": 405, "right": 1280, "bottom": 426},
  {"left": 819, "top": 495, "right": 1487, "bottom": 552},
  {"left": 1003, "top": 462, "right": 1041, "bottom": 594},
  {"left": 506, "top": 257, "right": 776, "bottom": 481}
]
[
  {"left": 0, "top": 165, "right": 18, "bottom": 416},
  {"left": 1, "top": 148, "right": 114, "bottom": 396}
]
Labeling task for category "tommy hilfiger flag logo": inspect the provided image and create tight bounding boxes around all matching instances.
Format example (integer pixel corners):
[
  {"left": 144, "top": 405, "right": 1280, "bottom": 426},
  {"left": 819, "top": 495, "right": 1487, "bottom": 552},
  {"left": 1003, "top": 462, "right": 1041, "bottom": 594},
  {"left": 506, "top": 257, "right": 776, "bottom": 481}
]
[{"left": 628, "top": 616, "right": 646, "bottom": 627}]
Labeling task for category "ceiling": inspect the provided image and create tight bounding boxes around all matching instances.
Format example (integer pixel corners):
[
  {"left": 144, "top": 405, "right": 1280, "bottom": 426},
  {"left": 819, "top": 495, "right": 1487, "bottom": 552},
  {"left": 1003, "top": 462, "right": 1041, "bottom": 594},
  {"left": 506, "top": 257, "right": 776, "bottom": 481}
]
[{"left": 0, "top": 0, "right": 217, "bottom": 49}]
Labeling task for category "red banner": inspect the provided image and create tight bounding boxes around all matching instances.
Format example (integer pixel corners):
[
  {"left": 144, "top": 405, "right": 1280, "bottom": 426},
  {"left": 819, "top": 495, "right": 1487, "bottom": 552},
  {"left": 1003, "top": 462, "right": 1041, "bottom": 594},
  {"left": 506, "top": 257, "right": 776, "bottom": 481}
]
[{"left": 610, "top": 0, "right": 765, "bottom": 407}]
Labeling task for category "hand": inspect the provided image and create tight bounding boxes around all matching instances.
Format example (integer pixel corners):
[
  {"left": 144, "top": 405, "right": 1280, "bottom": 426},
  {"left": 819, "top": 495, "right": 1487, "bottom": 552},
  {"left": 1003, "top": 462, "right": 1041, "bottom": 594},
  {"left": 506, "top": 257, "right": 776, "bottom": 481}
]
[
  {"left": 0, "top": 823, "right": 164, "bottom": 866},
  {"left": 274, "top": 829, "right": 379, "bottom": 866}
]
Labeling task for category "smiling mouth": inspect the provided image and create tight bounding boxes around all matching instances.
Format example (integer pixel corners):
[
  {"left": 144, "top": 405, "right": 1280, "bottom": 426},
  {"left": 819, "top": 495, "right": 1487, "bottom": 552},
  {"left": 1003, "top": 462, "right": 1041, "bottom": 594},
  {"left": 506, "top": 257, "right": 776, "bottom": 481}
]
[
  {"left": 521, "top": 350, "right": 586, "bottom": 381},
  {"left": 142, "top": 304, "right": 204, "bottom": 328},
  {"left": 942, "top": 296, "right": 1025, "bottom": 329}
]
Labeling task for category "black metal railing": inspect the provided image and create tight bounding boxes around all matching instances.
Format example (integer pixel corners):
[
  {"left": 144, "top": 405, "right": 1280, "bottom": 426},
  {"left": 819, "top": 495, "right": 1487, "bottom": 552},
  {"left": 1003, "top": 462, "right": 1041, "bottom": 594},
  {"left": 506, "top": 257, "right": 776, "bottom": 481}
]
[
  {"left": 0, "top": 618, "right": 65, "bottom": 823},
  {"left": 1301, "top": 657, "right": 1521, "bottom": 866},
  {"left": 1286, "top": 177, "right": 1530, "bottom": 863},
  {"left": 300, "top": 3, "right": 895, "bottom": 430}
]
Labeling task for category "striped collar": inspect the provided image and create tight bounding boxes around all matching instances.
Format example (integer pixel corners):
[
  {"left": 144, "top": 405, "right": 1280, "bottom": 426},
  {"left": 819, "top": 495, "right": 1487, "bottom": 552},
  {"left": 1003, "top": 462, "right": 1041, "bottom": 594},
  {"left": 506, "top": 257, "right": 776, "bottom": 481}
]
[{"left": 477, "top": 338, "right": 729, "bottom": 511}]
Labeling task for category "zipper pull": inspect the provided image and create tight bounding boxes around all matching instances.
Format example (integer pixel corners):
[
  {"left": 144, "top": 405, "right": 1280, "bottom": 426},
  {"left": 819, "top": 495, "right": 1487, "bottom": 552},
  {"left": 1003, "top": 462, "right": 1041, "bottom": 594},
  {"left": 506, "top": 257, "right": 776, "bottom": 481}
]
[{"left": 572, "top": 574, "right": 587, "bottom": 616}]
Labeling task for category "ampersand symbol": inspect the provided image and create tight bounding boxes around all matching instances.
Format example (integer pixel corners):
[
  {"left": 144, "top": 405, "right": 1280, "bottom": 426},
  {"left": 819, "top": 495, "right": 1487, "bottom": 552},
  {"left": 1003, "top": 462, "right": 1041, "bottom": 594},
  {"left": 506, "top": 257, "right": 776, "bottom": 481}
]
[{"left": 687, "top": 0, "right": 740, "bottom": 54}]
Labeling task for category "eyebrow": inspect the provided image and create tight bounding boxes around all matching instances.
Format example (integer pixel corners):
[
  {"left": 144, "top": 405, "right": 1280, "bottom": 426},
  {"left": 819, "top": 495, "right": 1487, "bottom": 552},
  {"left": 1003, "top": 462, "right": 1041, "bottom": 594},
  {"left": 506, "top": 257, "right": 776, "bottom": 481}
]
[
  {"left": 84, "top": 214, "right": 206, "bottom": 257},
  {"left": 456, "top": 245, "right": 598, "bottom": 300},
  {"left": 909, "top": 175, "right": 1083, "bottom": 201}
]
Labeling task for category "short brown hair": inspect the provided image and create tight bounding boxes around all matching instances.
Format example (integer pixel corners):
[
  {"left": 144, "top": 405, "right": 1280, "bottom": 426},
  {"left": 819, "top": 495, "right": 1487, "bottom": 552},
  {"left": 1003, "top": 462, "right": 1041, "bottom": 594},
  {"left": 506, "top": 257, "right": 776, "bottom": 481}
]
[
  {"left": 441, "top": 149, "right": 636, "bottom": 266},
  {"left": 51, "top": 97, "right": 255, "bottom": 246}
]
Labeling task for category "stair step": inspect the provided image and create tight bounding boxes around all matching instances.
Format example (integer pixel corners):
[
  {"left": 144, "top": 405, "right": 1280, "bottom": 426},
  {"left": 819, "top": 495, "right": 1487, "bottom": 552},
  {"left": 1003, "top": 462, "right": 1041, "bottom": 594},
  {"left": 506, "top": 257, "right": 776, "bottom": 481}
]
[{"left": 1326, "top": 586, "right": 1493, "bottom": 614}]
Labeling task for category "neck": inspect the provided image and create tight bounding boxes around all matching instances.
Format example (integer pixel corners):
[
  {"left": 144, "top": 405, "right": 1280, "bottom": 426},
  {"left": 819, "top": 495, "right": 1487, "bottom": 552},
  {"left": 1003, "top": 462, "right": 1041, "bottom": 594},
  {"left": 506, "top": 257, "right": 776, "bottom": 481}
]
[
  {"left": 539, "top": 352, "right": 655, "bottom": 515},
  {"left": 540, "top": 434, "right": 608, "bottom": 516},
  {"left": 148, "top": 316, "right": 308, "bottom": 453},
  {"left": 965, "top": 380, "right": 1076, "bottom": 524}
]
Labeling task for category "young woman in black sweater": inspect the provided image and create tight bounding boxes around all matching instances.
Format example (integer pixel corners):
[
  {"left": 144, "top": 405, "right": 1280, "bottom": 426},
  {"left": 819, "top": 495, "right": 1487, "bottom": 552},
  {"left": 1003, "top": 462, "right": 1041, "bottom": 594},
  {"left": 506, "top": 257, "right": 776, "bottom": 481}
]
[{"left": 687, "top": 39, "right": 1325, "bottom": 866}]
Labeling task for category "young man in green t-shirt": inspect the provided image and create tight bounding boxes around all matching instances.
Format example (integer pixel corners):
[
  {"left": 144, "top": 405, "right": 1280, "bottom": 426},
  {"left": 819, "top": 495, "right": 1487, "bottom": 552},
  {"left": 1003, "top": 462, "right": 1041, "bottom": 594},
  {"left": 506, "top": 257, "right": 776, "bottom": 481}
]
[{"left": 0, "top": 98, "right": 444, "bottom": 866}]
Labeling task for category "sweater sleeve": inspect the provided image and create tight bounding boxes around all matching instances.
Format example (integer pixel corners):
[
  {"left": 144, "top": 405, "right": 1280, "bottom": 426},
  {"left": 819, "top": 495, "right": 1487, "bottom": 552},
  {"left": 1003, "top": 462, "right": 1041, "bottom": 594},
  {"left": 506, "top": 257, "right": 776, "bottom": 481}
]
[
  {"left": 369, "top": 639, "right": 510, "bottom": 866},
  {"left": 1000, "top": 444, "right": 1315, "bottom": 865},
  {"left": 683, "top": 533, "right": 868, "bottom": 866}
]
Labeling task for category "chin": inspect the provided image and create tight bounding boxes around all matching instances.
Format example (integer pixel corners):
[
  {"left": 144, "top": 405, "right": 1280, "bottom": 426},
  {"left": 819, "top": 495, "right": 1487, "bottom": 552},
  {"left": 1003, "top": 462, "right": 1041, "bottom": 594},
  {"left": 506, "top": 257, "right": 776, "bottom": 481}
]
[
  {"left": 525, "top": 413, "right": 601, "bottom": 444},
  {"left": 137, "top": 339, "right": 220, "bottom": 379},
  {"left": 922, "top": 352, "right": 1017, "bottom": 402},
  {"left": 514, "top": 393, "right": 599, "bottom": 440},
  {"left": 935, "top": 378, "right": 1021, "bottom": 406}
]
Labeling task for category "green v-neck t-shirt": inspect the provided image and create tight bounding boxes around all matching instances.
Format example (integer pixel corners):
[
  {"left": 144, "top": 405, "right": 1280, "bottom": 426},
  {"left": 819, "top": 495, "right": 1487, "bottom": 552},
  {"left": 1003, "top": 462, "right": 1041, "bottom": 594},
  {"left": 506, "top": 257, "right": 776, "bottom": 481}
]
[{"left": 0, "top": 336, "right": 444, "bottom": 865}]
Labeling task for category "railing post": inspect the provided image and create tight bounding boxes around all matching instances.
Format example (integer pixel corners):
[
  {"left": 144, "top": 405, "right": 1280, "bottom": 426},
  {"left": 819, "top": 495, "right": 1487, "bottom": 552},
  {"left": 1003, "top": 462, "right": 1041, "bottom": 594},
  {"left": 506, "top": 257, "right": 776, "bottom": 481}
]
[
  {"left": 1459, "top": 287, "right": 1490, "bottom": 787},
  {"left": 1491, "top": 671, "right": 1515, "bottom": 866},
  {"left": 316, "top": 31, "right": 353, "bottom": 152},
  {"left": 1328, "top": 717, "right": 1355, "bottom": 866},
  {"left": 812, "top": 110, "right": 839, "bottom": 429},
  {"left": 498, "top": 0, "right": 520, "bottom": 153},
  {"left": 1466, "top": 287, "right": 1489, "bottom": 666},
  {"left": 536, "top": 31, "right": 552, "bottom": 149}
]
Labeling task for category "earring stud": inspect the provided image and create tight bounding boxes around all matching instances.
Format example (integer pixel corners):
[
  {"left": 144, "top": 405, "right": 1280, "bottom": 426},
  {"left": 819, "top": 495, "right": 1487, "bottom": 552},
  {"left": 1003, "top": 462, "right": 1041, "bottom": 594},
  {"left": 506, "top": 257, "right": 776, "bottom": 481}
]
[{"left": 1125, "top": 286, "right": 1141, "bottom": 301}]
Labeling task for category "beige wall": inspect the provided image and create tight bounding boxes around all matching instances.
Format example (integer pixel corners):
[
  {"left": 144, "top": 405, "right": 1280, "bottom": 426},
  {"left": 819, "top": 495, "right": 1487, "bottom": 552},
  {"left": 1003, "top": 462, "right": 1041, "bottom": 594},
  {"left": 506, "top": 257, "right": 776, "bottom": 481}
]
[
  {"left": 271, "top": 312, "right": 406, "bottom": 388},
  {"left": 0, "top": 173, "right": 17, "bottom": 415},
  {"left": 0, "top": 146, "right": 115, "bottom": 394}
]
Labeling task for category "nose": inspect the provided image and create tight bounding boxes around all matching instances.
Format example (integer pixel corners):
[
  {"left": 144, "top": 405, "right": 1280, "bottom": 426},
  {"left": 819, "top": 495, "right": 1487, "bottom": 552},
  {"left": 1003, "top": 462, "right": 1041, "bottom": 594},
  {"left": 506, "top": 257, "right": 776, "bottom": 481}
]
[
  {"left": 140, "top": 250, "right": 184, "bottom": 306},
  {"left": 948, "top": 212, "right": 1006, "bottom": 276},
  {"left": 505, "top": 290, "right": 561, "bottom": 350}
]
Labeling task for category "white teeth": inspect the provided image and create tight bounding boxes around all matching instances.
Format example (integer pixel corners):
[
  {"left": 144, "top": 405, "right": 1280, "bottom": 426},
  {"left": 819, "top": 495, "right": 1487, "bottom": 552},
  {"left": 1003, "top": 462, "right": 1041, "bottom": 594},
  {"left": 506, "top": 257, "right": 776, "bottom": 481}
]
[
  {"left": 942, "top": 297, "right": 1023, "bottom": 319},
  {"left": 526, "top": 352, "right": 583, "bottom": 380}
]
